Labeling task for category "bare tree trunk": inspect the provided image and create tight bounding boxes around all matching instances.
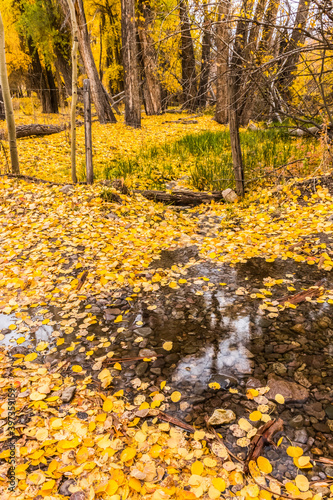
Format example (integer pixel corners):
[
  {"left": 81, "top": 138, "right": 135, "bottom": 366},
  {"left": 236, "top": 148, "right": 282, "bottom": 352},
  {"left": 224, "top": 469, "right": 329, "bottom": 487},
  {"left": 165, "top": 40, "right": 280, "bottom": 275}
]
[
  {"left": 228, "top": 73, "right": 244, "bottom": 196},
  {"left": 137, "top": 0, "right": 161, "bottom": 115},
  {"left": 0, "top": 11, "right": 19, "bottom": 174},
  {"left": 74, "top": 0, "right": 116, "bottom": 124},
  {"left": 196, "top": 6, "right": 211, "bottom": 109},
  {"left": 179, "top": 0, "right": 197, "bottom": 111},
  {"left": 0, "top": 86, "right": 5, "bottom": 120},
  {"left": 66, "top": 0, "right": 78, "bottom": 184},
  {"left": 228, "top": 1, "right": 246, "bottom": 195},
  {"left": 277, "top": 0, "right": 310, "bottom": 96},
  {"left": 215, "top": 0, "right": 230, "bottom": 124},
  {"left": 121, "top": 0, "right": 141, "bottom": 127}
]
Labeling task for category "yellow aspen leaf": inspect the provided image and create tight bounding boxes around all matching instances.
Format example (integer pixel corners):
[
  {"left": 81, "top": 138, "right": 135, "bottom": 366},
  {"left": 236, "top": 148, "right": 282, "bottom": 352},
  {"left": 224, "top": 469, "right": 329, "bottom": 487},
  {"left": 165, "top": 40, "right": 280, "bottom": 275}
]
[
  {"left": 56, "top": 338, "right": 65, "bottom": 346},
  {"left": 114, "top": 362, "right": 122, "bottom": 370},
  {"left": 287, "top": 446, "right": 303, "bottom": 458},
  {"left": 29, "top": 391, "right": 46, "bottom": 401},
  {"left": 212, "top": 478, "right": 226, "bottom": 492},
  {"left": 160, "top": 381, "right": 166, "bottom": 390},
  {"left": 36, "top": 341, "right": 48, "bottom": 351},
  {"left": 103, "top": 398, "right": 114, "bottom": 412},
  {"left": 170, "top": 391, "right": 181, "bottom": 403},
  {"left": 259, "top": 491, "right": 272, "bottom": 500},
  {"left": 51, "top": 418, "right": 63, "bottom": 429},
  {"left": 247, "top": 484, "right": 260, "bottom": 497},
  {"left": 76, "top": 447, "right": 89, "bottom": 464},
  {"left": 246, "top": 389, "right": 259, "bottom": 399},
  {"left": 275, "top": 394, "right": 285, "bottom": 404},
  {"left": 208, "top": 382, "right": 221, "bottom": 390},
  {"left": 257, "top": 456, "right": 272, "bottom": 474},
  {"left": 72, "top": 365, "right": 82, "bottom": 372},
  {"left": 105, "top": 479, "right": 118, "bottom": 495},
  {"left": 277, "top": 437, "right": 283, "bottom": 447},
  {"left": 134, "top": 430, "right": 146, "bottom": 443},
  {"left": 294, "top": 456, "right": 312, "bottom": 468},
  {"left": 194, "top": 431, "right": 205, "bottom": 441},
  {"left": 98, "top": 368, "right": 113, "bottom": 388},
  {"left": 16, "top": 337, "right": 26, "bottom": 344},
  {"left": 249, "top": 411, "right": 262, "bottom": 421},
  {"left": 114, "top": 315, "right": 123, "bottom": 323},
  {"left": 120, "top": 447, "right": 136, "bottom": 462},
  {"left": 163, "top": 341, "right": 173, "bottom": 351},
  {"left": 203, "top": 458, "right": 216, "bottom": 468},
  {"left": 285, "top": 482, "right": 300, "bottom": 495},
  {"left": 295, "top": 475, "right": 309, "bottom": 492},
  {"left": 41, "top": 479, "right": 55, "bottom": 491},
  {"left": 35, "top": 428, "right": 48, "bottom": 441},
  {"left": 129, "top": 477, "right": 141, "bottom": 492},
  {"left": 150, "top": 444, "right": 162, "bottom": 458},
  {"left": 208, "top": 485, "right": 220, "bottom": 499},
  {"left": 191, "top": 461, "right": 204, "bottom": 476},
  {"left": 238, "top": 418, "right": 253, "bottom": 432},
  {"left": 8, "top": 324, "right": 17, "bottom": 330},
  {"left": 229, "top": 471, "right": 243, "bottom": 485},
  {"left": 24, "top": 352, "right": 37, "bottom": 362}
]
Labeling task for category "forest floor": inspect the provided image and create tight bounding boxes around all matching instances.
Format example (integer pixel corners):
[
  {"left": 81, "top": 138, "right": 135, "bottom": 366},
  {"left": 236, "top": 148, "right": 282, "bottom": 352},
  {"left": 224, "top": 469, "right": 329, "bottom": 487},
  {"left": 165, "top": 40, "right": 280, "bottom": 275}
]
[{"left": 0, "top": 111, "right": 333, "bottom": 500}]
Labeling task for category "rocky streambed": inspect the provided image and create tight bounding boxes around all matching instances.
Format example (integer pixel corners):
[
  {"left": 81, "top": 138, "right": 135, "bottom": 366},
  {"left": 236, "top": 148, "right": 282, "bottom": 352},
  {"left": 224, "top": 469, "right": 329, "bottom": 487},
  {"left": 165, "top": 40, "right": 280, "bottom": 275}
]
[{"left": 1, "top": 252, "right": 333, "bottom": 492}]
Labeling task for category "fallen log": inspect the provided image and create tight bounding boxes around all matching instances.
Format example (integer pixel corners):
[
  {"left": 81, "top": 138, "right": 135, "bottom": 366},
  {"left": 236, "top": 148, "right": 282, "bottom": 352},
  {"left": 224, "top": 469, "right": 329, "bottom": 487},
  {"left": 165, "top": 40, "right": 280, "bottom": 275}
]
[
  {"left": 137, "top": 189, "right": 224, "bottom": 206},
  {"left": 0, "top": 123, "right": 67, "bottom": 140}
]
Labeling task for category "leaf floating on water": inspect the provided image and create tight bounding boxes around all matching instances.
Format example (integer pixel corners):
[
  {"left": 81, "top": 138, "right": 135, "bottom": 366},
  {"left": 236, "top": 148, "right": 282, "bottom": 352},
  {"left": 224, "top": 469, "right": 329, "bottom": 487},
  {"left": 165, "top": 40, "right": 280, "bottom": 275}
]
[
  {"left": 275, "top": 393, "right": 285, "bottom": 404},
  {"left": 287, "top": 446, "right": 303, "bottom": 458},
  {"left": 170, "top": 391, "right": 181, "bottom": 403},
  {"left": 162, "top": 341, "right": 173, "bottom": 351},
  {"left": 249, "top": 411, "right": 262, "bottom": 421}
]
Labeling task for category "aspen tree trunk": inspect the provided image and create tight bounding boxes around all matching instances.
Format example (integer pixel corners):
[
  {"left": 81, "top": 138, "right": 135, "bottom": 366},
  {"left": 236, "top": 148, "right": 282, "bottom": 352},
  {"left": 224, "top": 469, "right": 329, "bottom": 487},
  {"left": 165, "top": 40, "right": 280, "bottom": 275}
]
[
  {"left": 138, "top": 0, "right": 161, "bottom": 115},
  {"left": 179, "top": 0, "right": 197, "bottom": 111},
  {"left": 0, "top": 11, "right": 19, "bottom": 174},
  {"left": 121, "top": 0, "right": 141, "bottom": 128},
  {"left": 196, "top": 4, "right": 211, "bottom": 109},
  {"left": 215, "top": 0, "right": 230, "bottom": 124},
  {"left": 228, "top": 74, "right": 244, "bottom": 196},
  {"left": 75, "top": 0, "right": 117, "bottom": 124},
  {"left": 228, "top": 1, "right": 246, "bottom": 196},
  {"left": 66, "top": 0, "right": 78, "bottom": 183}
]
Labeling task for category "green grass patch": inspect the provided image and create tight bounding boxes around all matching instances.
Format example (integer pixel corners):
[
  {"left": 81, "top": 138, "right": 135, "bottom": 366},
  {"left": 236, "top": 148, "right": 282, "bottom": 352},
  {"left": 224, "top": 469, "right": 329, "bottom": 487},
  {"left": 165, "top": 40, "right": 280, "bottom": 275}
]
[{"left": 103, "top": 127, "right": 318, "bottom": 191}]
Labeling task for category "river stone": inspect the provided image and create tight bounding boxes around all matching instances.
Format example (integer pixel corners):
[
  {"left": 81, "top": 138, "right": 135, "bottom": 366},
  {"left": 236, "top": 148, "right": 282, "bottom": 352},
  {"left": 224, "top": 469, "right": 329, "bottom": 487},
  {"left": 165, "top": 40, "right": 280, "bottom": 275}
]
[
  {"left": 325, "top": 405, "right": 333, "bottom": 419},
  {"left": 305, "top": 402, "right": 325, "bottom": 420},
  {"left": 267, "top": 375, "right": 309, "bottom": 403},
  {"left": 134, "top": 327, "right": 152, "bottom": 338},
  {"left": 294, "top": 371, "right": 311, "bottom": 388},
  {"left": 294, "top": 429, "right": 308, "bottom": 444},
  {"left": 208, "top": 409, "right": 236, "bottom": 426},
  {"left": 59, "top": 479, "right": 76, "bottom": 496},
  {"left": 272, "top": 362, "right": 287, "bottom": 376},
  {"left": 289, "top": 414, "right": 304, "bottom": 429},
  {"left": 135, "top": 362, "right": 148, "bottom": 377},
  {"left": 70, "top": 492, "right": 86, "bottom": 500},
  {"left": 139, "top": 348, "right": 157, "bottom": 358},
  {"left": 61, "top": 386, "right": 76, "bottom": 403}
]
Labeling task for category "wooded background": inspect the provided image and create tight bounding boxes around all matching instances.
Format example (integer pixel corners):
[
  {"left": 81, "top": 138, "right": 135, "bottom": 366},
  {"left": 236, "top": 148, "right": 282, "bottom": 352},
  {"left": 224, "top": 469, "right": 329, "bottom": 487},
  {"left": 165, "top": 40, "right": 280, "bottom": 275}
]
[{"left": 0, "top": 0, "right": 332, "bottom": 193}]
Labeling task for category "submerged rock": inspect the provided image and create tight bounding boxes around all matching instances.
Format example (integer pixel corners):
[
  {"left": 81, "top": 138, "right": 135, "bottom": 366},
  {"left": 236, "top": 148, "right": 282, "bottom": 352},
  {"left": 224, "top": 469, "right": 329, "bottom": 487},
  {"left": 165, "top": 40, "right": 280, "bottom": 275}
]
[
  {"left": 267, "top": 375, "right": 309, "bottom": 403},
  {"left": 208, "top": 409, "right": 236, "bottom": 426}
]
